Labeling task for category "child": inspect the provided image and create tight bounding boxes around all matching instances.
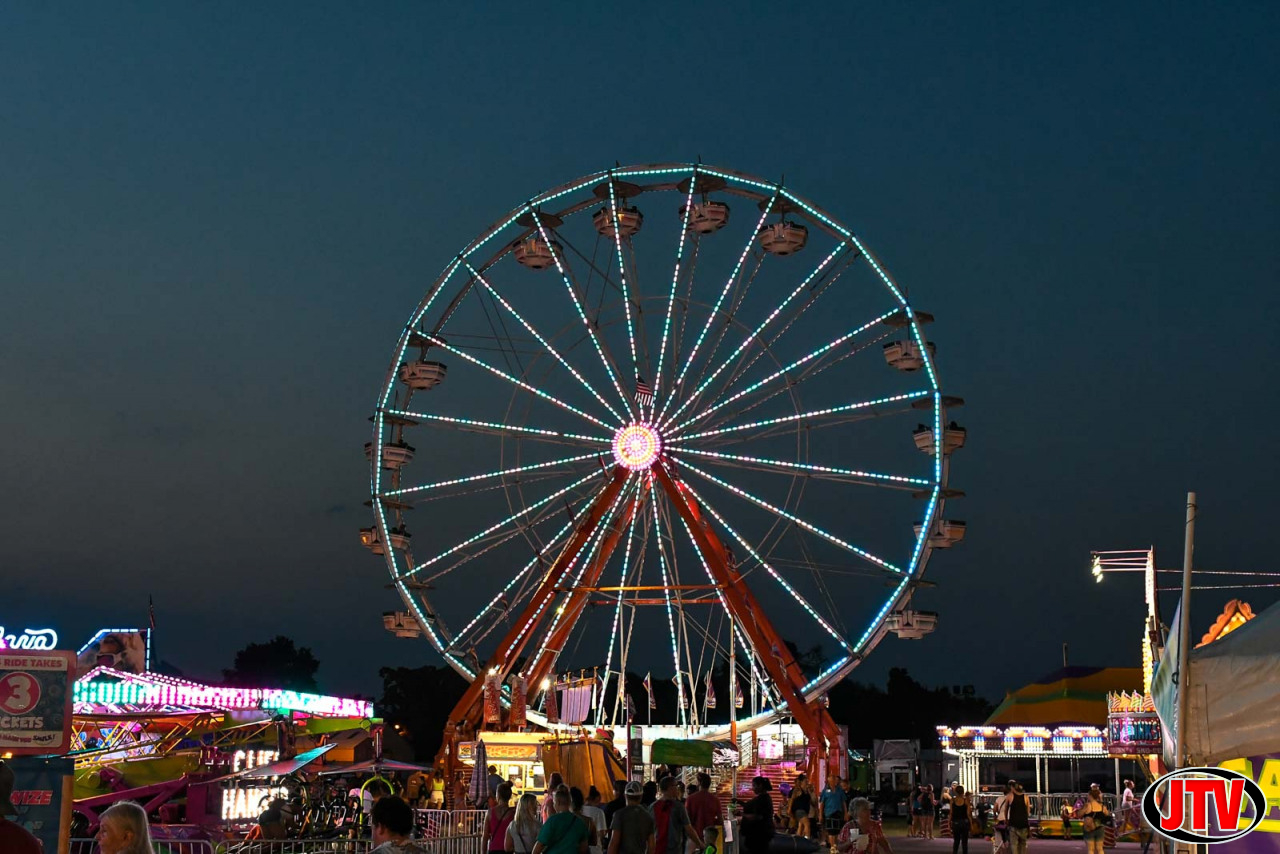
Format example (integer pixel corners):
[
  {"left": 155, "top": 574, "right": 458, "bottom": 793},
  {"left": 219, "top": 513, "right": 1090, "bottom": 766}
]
[{"left": 701, "top": 824, "right": 720, "bottom": 854}]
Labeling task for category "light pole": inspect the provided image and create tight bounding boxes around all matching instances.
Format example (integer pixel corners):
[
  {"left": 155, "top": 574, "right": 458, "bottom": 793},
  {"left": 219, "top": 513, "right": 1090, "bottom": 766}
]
[{"left": 1175, "top": 493, "right": 1196, "bottom": 770}]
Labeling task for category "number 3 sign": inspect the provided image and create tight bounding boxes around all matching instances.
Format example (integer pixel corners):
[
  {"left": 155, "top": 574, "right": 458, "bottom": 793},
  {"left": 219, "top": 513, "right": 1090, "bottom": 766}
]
[
  {"left": 0, "top": 671, "right": 41, "bottom": 715},
  {"left": 0, "top": 650, "right": 74, "bottom": 755}
]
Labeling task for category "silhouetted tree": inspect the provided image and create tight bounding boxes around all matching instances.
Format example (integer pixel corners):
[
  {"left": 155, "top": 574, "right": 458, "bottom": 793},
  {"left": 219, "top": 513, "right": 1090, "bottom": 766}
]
[
  {"left": 379, "top": 664, "right": 469, "bottom": 760},
  {"left": 222, "top": 636, "right": 320, "bottom": 692}
]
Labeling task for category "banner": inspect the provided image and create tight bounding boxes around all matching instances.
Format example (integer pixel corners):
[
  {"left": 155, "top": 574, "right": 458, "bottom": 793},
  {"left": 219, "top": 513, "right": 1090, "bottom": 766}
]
[
  {"left": 483, "top": 671, "right": 502, "bottom": 725},
  {"left": 1, "top": 650, "right": 74, "bottom": 755},
  {"left": 560, "top": 678, "right": 593, "bottom": 724},
  {"left": 76, "top": 628, "right": 148, "bottom": 675},
  {"left": 545, "top": 681, "right": 559, "bottom": 724},
  {"left": 5, "top": 756, "right": 74, "bottom": 854},
  {"left": 1151, "top": 598, "right": 1181, "bottom": 767},
  {"left": 1218, "top": 754, "right": 1280, "bottom": 854},
  {"left": 509, "top": 675, "right": 527, "bottom": 728},
  {"left": 705, "top": 673, "right": 716, "bottom": 709}
]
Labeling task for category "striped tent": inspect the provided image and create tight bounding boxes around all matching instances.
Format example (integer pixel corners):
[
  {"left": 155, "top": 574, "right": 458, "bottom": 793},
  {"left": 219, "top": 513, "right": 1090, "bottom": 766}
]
[{"left": 985, "top": 665, "right": 1142, "bottom": 727}]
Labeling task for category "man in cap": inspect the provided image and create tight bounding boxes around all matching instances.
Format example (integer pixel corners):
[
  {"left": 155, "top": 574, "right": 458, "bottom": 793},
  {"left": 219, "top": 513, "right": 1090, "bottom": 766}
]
[
  {"left": 0, "top": 761, "right": 42, "bottom": 854},
  {"left": 609, "top": 781, "right": 656, "bottom": 854}
]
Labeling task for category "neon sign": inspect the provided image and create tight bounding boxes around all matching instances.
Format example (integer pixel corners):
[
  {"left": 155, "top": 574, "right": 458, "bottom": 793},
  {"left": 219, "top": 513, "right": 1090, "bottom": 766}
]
[{"left": 0, "top": 627, "right": 59, "bottom": 650}]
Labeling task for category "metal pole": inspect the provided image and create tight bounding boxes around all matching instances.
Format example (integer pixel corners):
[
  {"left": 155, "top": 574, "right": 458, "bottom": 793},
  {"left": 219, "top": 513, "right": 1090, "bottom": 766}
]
[{"left": 1175, "top": 492, "right": 1196, "bottom": 769}]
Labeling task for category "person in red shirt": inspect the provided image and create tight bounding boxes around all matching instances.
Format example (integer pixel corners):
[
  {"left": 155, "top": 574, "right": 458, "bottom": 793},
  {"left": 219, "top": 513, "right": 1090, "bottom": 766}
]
[
  {"left": 684, "top": 773, "right": 723, "bottom": 846},
  {"left": 0, "top": 761, "right": 43, "bottom": 854}
]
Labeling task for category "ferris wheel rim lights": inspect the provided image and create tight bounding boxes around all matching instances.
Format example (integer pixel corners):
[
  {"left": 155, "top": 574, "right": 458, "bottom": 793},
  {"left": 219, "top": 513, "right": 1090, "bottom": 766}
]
[{"left": 612, "top": 422, "right": 663, "bottom": 471}]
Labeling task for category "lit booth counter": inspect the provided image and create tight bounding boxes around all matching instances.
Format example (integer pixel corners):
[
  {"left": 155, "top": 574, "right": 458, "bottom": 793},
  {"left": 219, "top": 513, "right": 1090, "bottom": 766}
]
[{"left": 459, "top": 733, "right": 548, "bottom": 798}]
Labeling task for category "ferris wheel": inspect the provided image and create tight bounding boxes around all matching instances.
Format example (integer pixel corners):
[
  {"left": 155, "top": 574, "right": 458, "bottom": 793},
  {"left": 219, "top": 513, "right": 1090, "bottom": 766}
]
[{"left": 365, "top": 163, "right": 965, "bottom": 745}]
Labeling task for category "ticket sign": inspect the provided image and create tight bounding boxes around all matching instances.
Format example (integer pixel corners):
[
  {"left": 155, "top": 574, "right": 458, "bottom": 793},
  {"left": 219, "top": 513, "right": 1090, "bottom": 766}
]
[{"left": 0, "top": 651, "right": 75, "bottom": 755}]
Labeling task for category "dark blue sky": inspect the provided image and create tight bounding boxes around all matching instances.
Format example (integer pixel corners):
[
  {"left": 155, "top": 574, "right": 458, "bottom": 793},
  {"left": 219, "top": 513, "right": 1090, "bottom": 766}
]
[{"left": 3, "top": 3, "right": 1277, "bottom": 705}]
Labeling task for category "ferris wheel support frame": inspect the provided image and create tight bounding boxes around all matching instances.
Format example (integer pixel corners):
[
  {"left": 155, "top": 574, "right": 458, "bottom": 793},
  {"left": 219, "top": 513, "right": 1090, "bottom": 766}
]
[
  {"left": 654, "top": 460, "right": 842, "bottom": 780},
  {"left": 438, "top": 456, "right": 843, "bottom": 781}
]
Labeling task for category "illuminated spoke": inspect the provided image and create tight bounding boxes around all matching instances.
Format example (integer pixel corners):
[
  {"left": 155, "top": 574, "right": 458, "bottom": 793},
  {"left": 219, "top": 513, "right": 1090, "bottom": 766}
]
[
  {"left": 649, "top": 479, "right": 687, "bottom": 721},
  {"left": 675, "top": 391, "right": 930, "bottom": 443},
  {"left": 657, "top": 192, "right": 778, "bottom": 425},
  {"left": 531, "top": 211, "right": 635, "bottom": 420},
  {"left": 670, "top": 447, "right": 930, "bottom": 490},
  {"left": 399, "top": 470, "right": 603, "bottom": 579},
  {"left": 675, "top": 458, "right": 902, "bottom": 575},
  {"left": 465, "top": 261, "right": 627, "bottom": 425},
  {"left": 662, "top": 246, "right": 844, "bottom": 430},
  {"left": 672, "top": 513, "right": 783, "bottom": 710},
  {"left": 416, "top": 494, "right": 569, "bottom": 585},
  {"left": 386, "top": 409, "right": 608, "bottom": 448},
  {"left": 522, "top": 476, "right": 636, "bottom": 677},
  {"left": 671, "top": 473, "right": 853, "bottom": 651},
  {"left": 387, "top": 453, "right": 600, "bottom": 498},
  {"left": 654, "top": 169, "right": 699, "bottom": 412},
  {"left": 698, "top": 332, "right": 898, "bottom": 439},
  {"left": 670, "top": 310, "right": 898, "bottom": 435},
  {"left": 599, "top": 485, "right": 646, "bottom": 718},
  {"left": 446, "top": 514, "right": 578, "bottom": 653},
  {"left": 711, "top": 252, "right": 859, "bottom": 408},
  {"left": 606, "top": 177, "right": 640, "bottom": 388},
  {"left": 423, "top": 335, "right": 615, "bottom": 432}
]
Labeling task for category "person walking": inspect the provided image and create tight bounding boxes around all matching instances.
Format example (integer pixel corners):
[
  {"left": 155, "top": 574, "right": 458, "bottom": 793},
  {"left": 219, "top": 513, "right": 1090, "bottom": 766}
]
[
  {"left": 0, "top": 762, "right": 45, "bottom": 854},
  {"left": 1076, "top": 784, "right": 1110, "bottom": 854},
  {"left": 819, "top": 775, "right": 848, "bottom": 845},
  {"left": 685, "top": 773, "right": 723, "bottom": 851},
  {"left": 98, "top": 801, "right": 157, "bottom": 854},
  {"left": 604, "top": 780, "right": 628, "bottom": 831},
  {"left": 837, "top": 798, "right": 893, "bottom": 854},
  {"left": 544, "top": 774, "right": 566, "bottom": 822},
  {"left": 650, "top": 776, "right": 698, "bottom": 854},
  {"left": 950, "top": 785, "right": 972, "bottom": 854},
  {"left": 740, "top": 777, "right": 775, "bottom": 854},
  {"left": 534, "top": 788, "right": 589, "bottom": 854},
  {"left": 922, "top": 785, "right": 937, "bottom": 840},
  {"left": 507, "top": 793, "right": 544, "bottom": 854},
  {"left": 584, "top": 787, "right": 609, "bottom": 854},
  {"left": 371, "top": 797, "right": 428, "bottom": 854},
  {"left": 789, "top": 775, "right": 813, "bottom": 839},
  {"left": 1120, "top": 781, "right": 1138, "bottom": 833},
  {"left": 430, "top": 770, "right": 446, "bottom": 808},
  {"left": 609, "top": 781, "right": 656, "bottom": 854},
  {"left": 486, "top": 783, "right": 517, "bottom": 854},
  {"left": 571, "top": 787, "right": 603, "bottom": 854},
  {"left": 1007, "top": 783, "right": 1030, "bottom": 854}
]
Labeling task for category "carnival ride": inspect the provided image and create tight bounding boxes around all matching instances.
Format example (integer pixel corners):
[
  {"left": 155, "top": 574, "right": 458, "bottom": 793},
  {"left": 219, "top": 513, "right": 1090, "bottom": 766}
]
[
  {"left": 68, "top": 660, "right": 377, "bottom": 836},
  {"left": 365, "top": 163, "right": 965, "bottom": 777}
]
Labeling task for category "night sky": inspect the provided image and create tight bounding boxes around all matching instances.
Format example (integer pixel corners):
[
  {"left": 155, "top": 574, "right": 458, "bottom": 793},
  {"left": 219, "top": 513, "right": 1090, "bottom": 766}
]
[{"left": 3, "top": 4, "right": 1277, "bottom": 707}]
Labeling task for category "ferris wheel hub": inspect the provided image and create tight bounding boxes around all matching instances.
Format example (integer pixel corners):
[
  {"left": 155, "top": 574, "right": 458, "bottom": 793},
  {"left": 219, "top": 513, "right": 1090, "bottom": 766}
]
[{"left": 612, "top": 422, "right": 663, "bottom": 471}]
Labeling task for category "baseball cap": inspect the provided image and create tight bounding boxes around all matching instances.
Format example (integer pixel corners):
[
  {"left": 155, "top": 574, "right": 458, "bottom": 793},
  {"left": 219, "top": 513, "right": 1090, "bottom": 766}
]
[
  {"left": 0, "top": 761, "right": 17, "bottom": 816},
  {"left": 625, "top": 781, "right": 643, "bottom": 797}
]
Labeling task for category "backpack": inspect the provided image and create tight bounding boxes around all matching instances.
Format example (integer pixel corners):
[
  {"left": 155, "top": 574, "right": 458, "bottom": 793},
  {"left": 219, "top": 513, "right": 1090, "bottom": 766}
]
[{"left": 1008, "top": 794, "right": 1029, "bottom": 830}]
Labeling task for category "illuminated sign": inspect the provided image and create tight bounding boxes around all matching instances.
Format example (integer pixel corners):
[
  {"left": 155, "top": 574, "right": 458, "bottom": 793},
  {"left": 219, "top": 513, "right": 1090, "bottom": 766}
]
[
  {"left": 74, "top": 667, "right": 373, "bottom": 718},
  {"left": 0, "top": 627, "right": 58, "bottom": 651}
]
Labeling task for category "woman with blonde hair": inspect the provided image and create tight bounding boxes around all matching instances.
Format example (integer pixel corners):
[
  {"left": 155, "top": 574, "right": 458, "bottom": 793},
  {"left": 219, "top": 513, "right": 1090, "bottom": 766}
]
[
  {"left": 507, "top": 792, "right": 544, "bottom": 854},
  {"left": 97, "top": 801, "right": 155, "bottom": 854}
]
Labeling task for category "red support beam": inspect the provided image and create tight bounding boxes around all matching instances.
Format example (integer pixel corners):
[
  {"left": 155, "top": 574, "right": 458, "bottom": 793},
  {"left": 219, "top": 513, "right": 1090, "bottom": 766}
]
[
  {"left": 437, "top": 467, "right": 632, "bottom": 748},
  {"left": 653, "top": 460, "right": 835, "bottom": 774}
]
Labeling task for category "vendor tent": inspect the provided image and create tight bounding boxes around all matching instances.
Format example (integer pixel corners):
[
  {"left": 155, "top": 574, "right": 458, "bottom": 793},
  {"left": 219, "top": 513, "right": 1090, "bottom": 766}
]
[
  {"left": 985, "top": 666, "right": 1142, "bottom": 727},
  {"left": 1182, "top": 598, "right": 1280, "bottom": 764}
]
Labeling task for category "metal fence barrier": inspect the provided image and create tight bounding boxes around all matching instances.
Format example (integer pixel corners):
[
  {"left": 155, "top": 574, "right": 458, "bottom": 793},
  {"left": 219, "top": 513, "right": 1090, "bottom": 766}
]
[
  {"left": 72, "top": 809, "right": 486, "bottom": 854},
  {"left": 73, "top": 841, "right": 219, "bottom": 854}
]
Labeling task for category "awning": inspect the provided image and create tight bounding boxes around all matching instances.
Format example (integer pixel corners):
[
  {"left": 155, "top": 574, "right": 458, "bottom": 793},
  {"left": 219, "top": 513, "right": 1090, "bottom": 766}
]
[
  {"left": 234, "top": 744, "right": 337, "bottom": 779},
  {"left": 650, "top": 738, "right": 714, "bottom": 767},
  {"left": 319, "top": 759, "right": 434, "bottom": 776}
]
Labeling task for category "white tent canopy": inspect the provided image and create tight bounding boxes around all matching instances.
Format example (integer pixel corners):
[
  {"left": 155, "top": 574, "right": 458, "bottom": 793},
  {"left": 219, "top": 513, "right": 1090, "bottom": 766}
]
[{"left": 1185, "top": 598, "right": 1280, "bottom": 764}]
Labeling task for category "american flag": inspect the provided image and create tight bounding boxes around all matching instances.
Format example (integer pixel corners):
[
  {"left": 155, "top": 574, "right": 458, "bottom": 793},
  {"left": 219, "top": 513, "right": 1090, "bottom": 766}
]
[
  {"left": 634, "top": 378, "right": 653, "bottom": 408},
  {"left": 644, "top": 672, "right": 656, "bottom": 708}
]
